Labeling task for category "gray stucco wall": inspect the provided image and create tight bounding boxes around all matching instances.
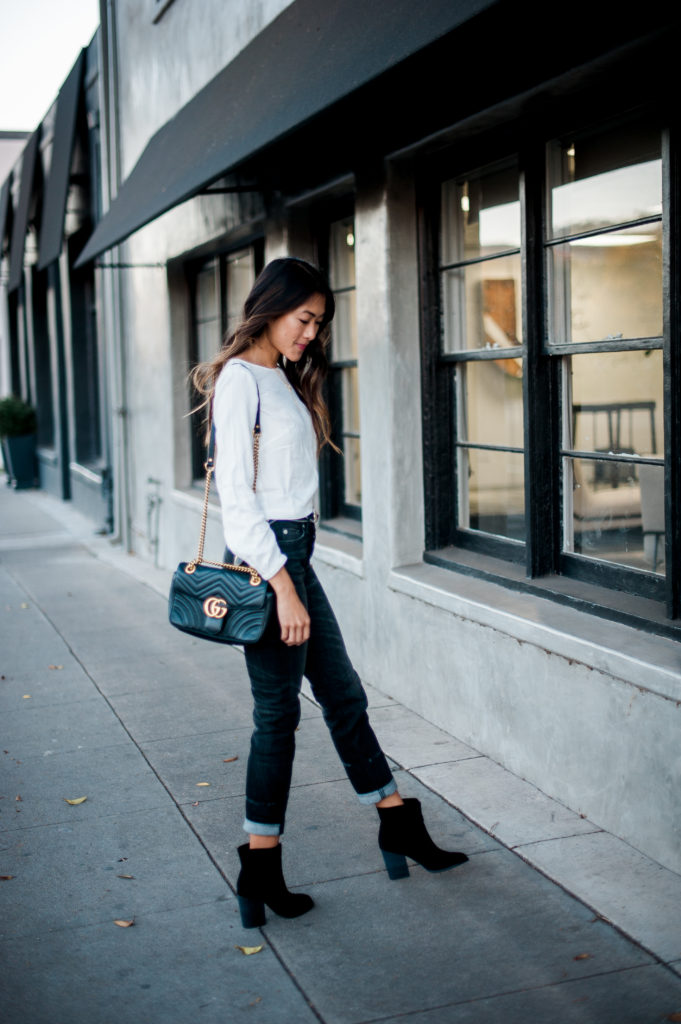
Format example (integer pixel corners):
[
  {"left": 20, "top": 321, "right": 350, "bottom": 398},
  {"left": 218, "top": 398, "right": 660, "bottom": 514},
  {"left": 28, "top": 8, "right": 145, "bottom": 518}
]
[{"left": 100, "top": 0, "right": 681, "bottom": 878}]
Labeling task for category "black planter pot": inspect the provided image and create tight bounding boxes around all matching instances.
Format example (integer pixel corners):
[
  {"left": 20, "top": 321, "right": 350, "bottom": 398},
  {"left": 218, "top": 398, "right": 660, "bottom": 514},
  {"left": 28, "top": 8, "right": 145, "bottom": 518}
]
[{"left": 1, "top": 434, "right": 39, "bottom": 489}]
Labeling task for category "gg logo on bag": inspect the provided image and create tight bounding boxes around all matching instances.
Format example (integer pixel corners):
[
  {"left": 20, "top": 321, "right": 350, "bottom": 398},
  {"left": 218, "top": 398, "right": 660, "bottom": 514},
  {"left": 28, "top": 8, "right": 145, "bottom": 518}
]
[{"left": 203, "top": 596, "right": 228, "bottom": 619}]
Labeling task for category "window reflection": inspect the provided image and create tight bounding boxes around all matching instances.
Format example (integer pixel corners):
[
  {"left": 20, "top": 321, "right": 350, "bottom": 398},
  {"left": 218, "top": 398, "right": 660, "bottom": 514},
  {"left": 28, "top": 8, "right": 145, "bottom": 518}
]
[
  {"left": 195, "top": 259, "right": 220, "bottom": 364},
  {"left": 441, "top": 164, "right": 522, "bottom": 355},
  {"left": 547, "top": 126, "right": 662, "bottom": 346},
  {"left": 569, "top": 350, "right": 663, "bottom": 456},
  {"left": 563, "top": 350, "right": 664, "bottom": 576},
  {"left": 225, "top": 249, "right": 255, "bottom": 336},
  {"left": 549, "top": 224, "right": 662, "bottom": 344},
  {"left": 458, "top": 448, "right": 525, "bottom": 541},
  {"left": 566, "top": 457, "right": 663, "bottom": 575},
  {"left": 442, "top": 256, "right": 523, "bottom": 353},
  {"left": 443, "top": 162, "right": 525, "bottom": 544},
  {"left": 327, "top": 215, "right": 361, "bottom": 515},
  {"left": 547, "top": 127, "right": 661, "bottom": 239},
  {"left": 329, "top": 218, "right": 356, "bottom": 290},
  {"left": 442, "top": 167, "right": 520, "bottom": 262},
  {"left": 458, "top": 360, "right": 524, "bottom": 448},
  {"left": 456, "top": 359, "right": 525, "bottom": 542},
  {"left": 342, "top": 367, "right": 361, "bottom": 506}
]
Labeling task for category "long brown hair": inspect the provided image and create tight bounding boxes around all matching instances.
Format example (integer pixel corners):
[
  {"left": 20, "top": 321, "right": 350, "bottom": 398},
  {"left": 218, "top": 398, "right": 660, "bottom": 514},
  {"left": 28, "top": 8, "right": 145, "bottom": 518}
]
[{"left": 191, "top": 257, "right": 337, "bottom": 450}]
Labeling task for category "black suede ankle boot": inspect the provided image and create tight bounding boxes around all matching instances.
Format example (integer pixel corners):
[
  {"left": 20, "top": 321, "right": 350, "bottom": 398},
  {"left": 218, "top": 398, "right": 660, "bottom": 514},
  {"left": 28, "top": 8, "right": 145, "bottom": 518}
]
[
  {"left": 377, "top": 798, "right": 469, "bottom": 879},
  {"left": 236, "top": 843, "right": 314, "bottom": 927}
]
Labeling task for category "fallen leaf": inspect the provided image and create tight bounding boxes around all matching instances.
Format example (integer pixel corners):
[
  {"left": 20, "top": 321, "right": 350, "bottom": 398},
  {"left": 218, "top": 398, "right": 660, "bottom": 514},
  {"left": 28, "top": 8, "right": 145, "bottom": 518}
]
[
  {"left": 22, "top": 695, "right": 31, "bottom": 700},
  {"left": 574, "top": 953, "right": 591, "bottom": 961},
  {"left": 64, "top": 796, "right": 88, "bottom": 805},
  {"left": 15, "top": 795, "right": 22, "bottom": 802},
  {"left": 192, "top": 801, "right": 199, "bottom": 806},
  {"left": 0, "top": 875, "right": 14, "bottom": 881},
  {"left": 48, "top": 665, "right": 64, "bottom": 671},
  {"left": 196, "top": 782, "right": 210, "bottom": 787},
  {"left": 113, "top": 918, "right": 135, "bottom": 928},
  {"left": 235, "top": 945, "right": 263, "bottom": 956},
  {"left": 223, "top": 756, "right": 238, "bottom": 763},
  {"left": 117, "top": 874, "right": 135, "bottom": 880}
]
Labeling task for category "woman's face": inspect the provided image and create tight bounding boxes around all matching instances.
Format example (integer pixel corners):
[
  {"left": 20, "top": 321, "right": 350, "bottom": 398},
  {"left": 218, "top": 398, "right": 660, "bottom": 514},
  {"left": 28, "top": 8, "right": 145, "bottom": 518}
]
[{"left": 260, "top": 293, "right": 326, "bottom": 364}]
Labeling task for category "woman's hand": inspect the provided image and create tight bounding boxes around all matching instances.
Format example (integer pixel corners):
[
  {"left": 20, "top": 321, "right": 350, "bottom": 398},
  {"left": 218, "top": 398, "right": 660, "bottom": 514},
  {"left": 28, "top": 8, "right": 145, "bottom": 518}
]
[{"left": 268, "top": 567, "right": 310, "bottom": 646}]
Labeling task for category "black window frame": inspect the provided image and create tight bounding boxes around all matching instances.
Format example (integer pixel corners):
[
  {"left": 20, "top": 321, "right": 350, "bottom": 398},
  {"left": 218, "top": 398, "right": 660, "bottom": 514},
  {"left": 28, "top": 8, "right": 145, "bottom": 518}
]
[
  {"left": 315, "top": 197, "right": 362, "bottom": 528},
  {"left": 419, "top": 109, "right": 681, "bottom": 634},
  {"left": 186, "top": 237, "right": 264, "bottom": 481}
]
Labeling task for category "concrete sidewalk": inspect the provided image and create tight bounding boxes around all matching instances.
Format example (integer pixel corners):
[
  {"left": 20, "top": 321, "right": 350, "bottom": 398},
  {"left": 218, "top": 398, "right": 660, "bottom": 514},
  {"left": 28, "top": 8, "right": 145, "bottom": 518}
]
[{"left": 1, "top": 483, "right": 680, "bottom": 1024}]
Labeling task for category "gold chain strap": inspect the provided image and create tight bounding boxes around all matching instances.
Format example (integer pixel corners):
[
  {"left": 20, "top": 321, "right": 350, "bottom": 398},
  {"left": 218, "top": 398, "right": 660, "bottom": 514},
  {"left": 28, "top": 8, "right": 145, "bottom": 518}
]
[{"left": 185, "top": 421, "right": 262, "bottom": 585}]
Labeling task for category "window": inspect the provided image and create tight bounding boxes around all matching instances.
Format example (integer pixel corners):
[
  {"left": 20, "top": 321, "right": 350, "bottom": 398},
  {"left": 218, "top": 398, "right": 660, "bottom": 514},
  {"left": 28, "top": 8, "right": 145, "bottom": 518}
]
[
  {"left": 440, "top": 163, "right": 524, "bottom": 545},
  {"left": 188, "top": 243, "right": 262, "bottom": 478},
  {"left": 70, "top": 257, "right": 101, "bottom": 466},
  {"left": 421, "top": 115, "right": 677, "bottom": 623},
  {"left": 31, "top": 267, "right": 54, "bottom": 448},
  {"left": 319, "top": 213, "right": 361, "bottom": 526}
]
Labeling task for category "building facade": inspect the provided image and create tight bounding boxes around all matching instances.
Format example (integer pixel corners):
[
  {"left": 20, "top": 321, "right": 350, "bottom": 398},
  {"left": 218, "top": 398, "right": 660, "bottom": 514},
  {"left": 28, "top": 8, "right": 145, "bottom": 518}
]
[{"left": 2, "top": 0, "right": 679, "bottom": 874}]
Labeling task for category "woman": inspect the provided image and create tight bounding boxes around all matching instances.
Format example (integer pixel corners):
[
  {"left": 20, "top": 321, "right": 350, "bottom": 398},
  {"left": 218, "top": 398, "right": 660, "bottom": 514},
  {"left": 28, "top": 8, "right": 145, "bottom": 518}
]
[{"left": 192, "top": 257, "right": 467, "bottom": 928}]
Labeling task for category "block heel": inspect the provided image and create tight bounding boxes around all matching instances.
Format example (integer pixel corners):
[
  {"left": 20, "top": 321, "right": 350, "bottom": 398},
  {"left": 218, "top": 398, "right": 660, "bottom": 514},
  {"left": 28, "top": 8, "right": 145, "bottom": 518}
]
[
  {"left": 238, "top": 894, "right": 266, "bottom": 928},
  {"left": 381, "top": 848, "right": 410, "bottom": 880},
  {"left": 378, "top": 798, "right": 469, "bottom": 877},
  {"left": 236, "top": 844, "right": 314, "bottom": 926}
]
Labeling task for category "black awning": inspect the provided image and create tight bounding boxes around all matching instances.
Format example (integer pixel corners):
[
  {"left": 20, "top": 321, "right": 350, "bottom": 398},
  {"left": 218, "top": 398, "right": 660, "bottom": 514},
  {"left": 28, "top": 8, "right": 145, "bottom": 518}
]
[
  {"left": 0, "top": 173, "right": 12, "bottom": 255},
  {"left": 38, "top": 50, "right": 86, "bottom": 271},
  {"left": 8, "top": 127, "right": 41, "bottom": 292},
  {"left": 76, "top": 0, "right": 495, "bottom": 266}
]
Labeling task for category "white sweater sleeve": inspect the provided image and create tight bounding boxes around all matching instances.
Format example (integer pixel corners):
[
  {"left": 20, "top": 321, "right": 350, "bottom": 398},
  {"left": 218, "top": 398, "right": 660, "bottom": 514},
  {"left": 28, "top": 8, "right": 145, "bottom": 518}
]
[{"left": 212, "top": 363, "right": 286, "bottom": 581}]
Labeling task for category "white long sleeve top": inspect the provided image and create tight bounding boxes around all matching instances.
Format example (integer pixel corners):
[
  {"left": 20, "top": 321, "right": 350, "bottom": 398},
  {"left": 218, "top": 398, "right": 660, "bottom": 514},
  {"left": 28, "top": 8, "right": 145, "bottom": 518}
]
[{"left": 212, "top": 358, "right": 318, "bottom": 580}]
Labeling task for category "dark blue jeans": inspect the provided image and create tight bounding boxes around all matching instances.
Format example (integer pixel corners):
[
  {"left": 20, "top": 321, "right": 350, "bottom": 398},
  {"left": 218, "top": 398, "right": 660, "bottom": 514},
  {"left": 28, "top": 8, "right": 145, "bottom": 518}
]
[{"left": 242, "top": 518, "right": 396, "bottom": 835}]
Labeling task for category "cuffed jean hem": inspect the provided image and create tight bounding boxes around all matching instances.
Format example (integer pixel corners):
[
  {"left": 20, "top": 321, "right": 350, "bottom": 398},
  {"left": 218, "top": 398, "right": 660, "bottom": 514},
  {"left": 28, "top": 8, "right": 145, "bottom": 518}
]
[
  {"left": 243, "top": 818, "right": 281, "bottom": 836},
  {"left": 356, "top": 777, "right": 398, "bottom": 806}
]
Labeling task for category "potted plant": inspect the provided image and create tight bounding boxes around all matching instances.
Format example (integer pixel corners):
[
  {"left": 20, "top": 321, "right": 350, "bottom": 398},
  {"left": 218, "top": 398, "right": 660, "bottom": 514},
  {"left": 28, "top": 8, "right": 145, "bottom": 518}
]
[{"left": 0, "top": 395, "right": 38, "bottom": 489}]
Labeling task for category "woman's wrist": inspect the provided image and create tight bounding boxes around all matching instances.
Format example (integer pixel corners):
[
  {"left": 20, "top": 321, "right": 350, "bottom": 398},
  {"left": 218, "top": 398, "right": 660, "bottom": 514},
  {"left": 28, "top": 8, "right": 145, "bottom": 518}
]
[{"left": 268, "top": 566, "right": 295, "bottom": 595}]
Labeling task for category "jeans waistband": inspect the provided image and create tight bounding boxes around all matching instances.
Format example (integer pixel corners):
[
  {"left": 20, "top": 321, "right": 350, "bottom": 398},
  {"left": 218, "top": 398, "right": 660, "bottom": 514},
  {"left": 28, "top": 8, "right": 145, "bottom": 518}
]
[{"left": 267, "top": 512, "right": 317, "bottom": 527}]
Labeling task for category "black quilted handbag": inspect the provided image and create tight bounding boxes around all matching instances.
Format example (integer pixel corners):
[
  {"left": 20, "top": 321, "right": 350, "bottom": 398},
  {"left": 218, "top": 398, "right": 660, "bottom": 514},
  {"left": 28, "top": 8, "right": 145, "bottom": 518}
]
[{"left": 168, "top": 385, "right": 274, "bottom": 645}]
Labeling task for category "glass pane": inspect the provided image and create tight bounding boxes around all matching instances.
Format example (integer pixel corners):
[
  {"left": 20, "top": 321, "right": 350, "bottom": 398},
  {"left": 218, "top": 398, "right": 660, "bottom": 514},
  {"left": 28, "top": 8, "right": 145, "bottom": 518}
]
[
  {"left": 341, "top": 365, "right": 360, "bottom": 435},
  {"left": 548, "top": 223, "right": 662, "bottom": 344},
  {"left": 225, "top": 248, "right": 255, "bottom": 335},
  {"left": 341, "top": 367, "right": 361, "bottom": 508},
  {"left": 195, "top": 259, "right": 218, "bottom": 322},
  {"left": 565, "top": 456, "right": 664, "bottom": 575},
  {"left": 441, "top": 164, "right": 520, "bottom": 264},
  {"left": 329, "top": 218, "right": 356, "bottom": 290},
  {"left": 443, "top": 255, "right": 523, "bottom": 353},
  {"left": 547, "top": 126, "right": 661, "bottom": 238},
  {"left": 197, "top": 319, "right": 221, "bottom": 364},
  {"left": 343, "top": 436, "right": 362, "bottom": 508},
  {"left": 458, "top": 447, "right": 525, "bottom": 541},
  {"left": 457, "top": 359, "right": 524, "bottom": 448},
  {"left": 332, "top": 288, "right": 357, "bottom": 361},
  {"left": 568, "top": 350, "right": 663, "bottom": 457}
]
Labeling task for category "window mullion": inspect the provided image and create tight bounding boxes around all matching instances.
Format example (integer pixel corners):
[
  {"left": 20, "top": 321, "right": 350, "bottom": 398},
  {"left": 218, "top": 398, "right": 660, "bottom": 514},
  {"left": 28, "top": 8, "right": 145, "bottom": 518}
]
[
  {"left": 418, "top": 181, "right": 454, "bottom": 550},
  {"left": 521, "top": 144, "right": 557, "bottom": 578}
]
